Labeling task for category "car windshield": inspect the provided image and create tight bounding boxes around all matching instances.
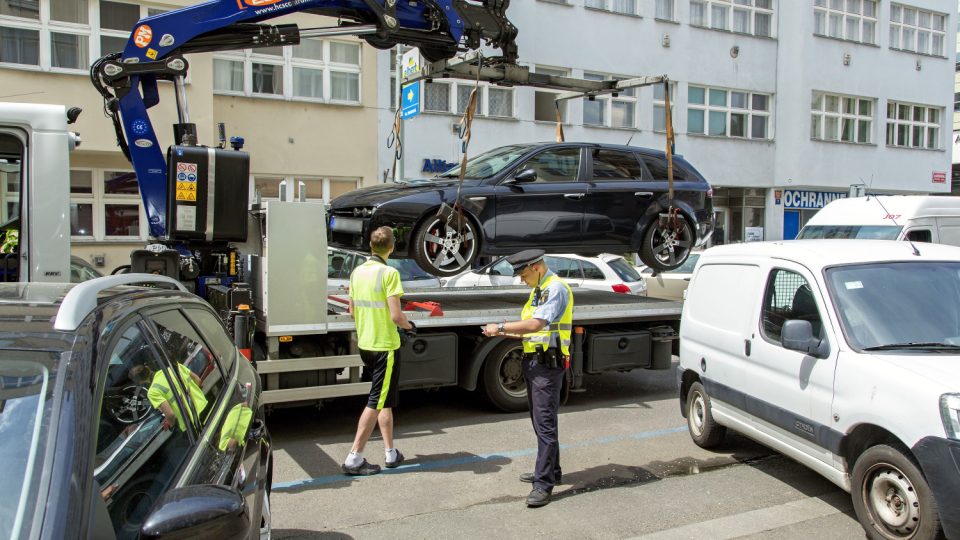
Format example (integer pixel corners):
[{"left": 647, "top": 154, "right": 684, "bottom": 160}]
[
  {"left": 826, "top": 261, "right": 960, "bottom": 351},
  {"left": 797, "top": 225, "right": 902, "bottom": 240},
  {"left": 436, "top": 144, "right": 533, "bottom": 179},
  {"left": 389, "top": 258, "right": 436, "bottom": 281},
  {"left": 607, "top": 258, "right": 642, "bottom": 282},
  {"left": 0, "top": 350, "right": 64, "bottom": 538}
]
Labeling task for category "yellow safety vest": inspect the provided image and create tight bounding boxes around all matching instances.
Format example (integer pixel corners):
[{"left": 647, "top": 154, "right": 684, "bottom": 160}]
[
  {"left": 146, "top": 363, "right": 208, "bottom": 432},
  {"left": 521, "top": 274, "right": 574, "bottom": 356},
  {"left": 349, "top": 258, "right": 403, "bottom": 351}
]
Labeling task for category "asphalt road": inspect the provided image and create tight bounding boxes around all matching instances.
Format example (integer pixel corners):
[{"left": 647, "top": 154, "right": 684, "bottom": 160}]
[{"left": 266, "top": 362, "right": 867, "bottom": 539}]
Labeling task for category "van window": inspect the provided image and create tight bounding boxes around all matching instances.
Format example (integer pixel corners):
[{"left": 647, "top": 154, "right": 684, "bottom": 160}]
[
  {"left": 797, "top": 225, "right": 901, "bottom": 240},
  {"left": 684, "top": 263, "right": 761, "bottom": 331},
  {"left": 761, "top": 270, "right": 823, "bottom": 344},
  {"left": 0, "top": 132, "right": 23, "bottom": 282},
  {"left": 904, "top": 229, "right": 932, "bottom": 243}
]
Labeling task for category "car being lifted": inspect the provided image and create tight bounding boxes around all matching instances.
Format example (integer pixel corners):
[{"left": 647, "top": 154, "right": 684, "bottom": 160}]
[{"left": 328, "top": 142, "right": 714, "bottom": 277}]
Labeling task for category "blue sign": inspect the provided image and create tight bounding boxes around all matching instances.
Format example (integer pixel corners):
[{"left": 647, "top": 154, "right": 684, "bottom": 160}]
[
  {"left": 401, "top": 81, "right": 420, "bottom": 120},
  {"left": 782, "top": 190, "right": 847, "bottom": 210},
  {"left": 422, "top": 159, "right": 456, "bottom": 173}
]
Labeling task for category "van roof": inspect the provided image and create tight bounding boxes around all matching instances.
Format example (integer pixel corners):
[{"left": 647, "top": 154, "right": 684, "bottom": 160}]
[
  {"left": 804, "top": 195, "right": 960, "bottom": 226},
  {"left": 700, "top": 240, "right": 960, "bottom": 272}
]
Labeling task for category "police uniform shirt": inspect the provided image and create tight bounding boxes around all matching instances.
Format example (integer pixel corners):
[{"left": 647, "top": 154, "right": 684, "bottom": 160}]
[{"left": 530, "top": 270, "right": 570, "bottom": 348}]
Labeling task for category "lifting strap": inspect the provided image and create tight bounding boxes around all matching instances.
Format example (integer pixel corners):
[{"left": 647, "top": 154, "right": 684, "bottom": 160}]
[
  {"left": 386, "top": 97, "right": 403, "bottom": 182},
  {"left": 554, "top": 101, "right": 565, "bottom": 142},
  {"left": 439, "top": 53, "right": 483, "bottom": 230},
  {"left": 663, "top": 79, "right": 675, "bottom": 204}
]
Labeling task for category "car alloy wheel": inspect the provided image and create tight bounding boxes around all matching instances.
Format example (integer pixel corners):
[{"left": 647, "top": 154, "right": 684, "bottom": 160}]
[
  {"left": 640, "top": 213, "right": 695, "bottom": 272},
  {"left": 412, "top": 215, "right": 478, "bottom": 277}
]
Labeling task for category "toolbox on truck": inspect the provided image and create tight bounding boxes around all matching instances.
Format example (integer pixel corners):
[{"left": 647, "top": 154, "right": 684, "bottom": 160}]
[
  {"left": 166, "top": 145, "right": 249, "bottom": 242},
  {"left": 398, "top": 332, "right": 458, "bottom": 389},
  {"left": 585, "top": 327, "right": 653, "bottom": 373}
]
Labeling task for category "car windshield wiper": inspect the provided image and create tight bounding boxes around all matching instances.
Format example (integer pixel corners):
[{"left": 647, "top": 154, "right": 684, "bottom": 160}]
[{"left": 862, "top": 342, "right": 960, "bottom": 351}]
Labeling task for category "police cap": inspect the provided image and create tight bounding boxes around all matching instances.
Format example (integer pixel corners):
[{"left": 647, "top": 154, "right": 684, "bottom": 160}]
[{"left": 506, "top": 249, "right": 546, "bottom": 274}]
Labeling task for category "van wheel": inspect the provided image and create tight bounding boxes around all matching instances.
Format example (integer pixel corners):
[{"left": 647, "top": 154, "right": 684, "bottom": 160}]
[
  {"left": 851, "top": 444, "right": 943, "bottom": 540},
  {"left": 686, "top": 382, "right": 725, "bottom": 448},
  {"left": 481, "top": 340, "right": 528, "bottom": 412}
]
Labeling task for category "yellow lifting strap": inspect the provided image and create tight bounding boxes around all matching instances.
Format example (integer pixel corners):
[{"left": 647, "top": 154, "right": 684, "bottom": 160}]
[
  {"left": 554, "top": 101, "right": 565, "bottom": 143},
  {"left": 663, "top": 79, "right": 676, "bottom": 203},
  {"left": 386, "top": 100, "right": 403, "bottom": 181},
  {"left": 444, "top": 56, "right": 483, "bottom": 230}
]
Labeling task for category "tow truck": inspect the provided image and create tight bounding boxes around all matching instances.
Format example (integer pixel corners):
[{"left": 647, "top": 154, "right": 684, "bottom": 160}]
[{"left": 0, "top": 0, "right": 684, "bottom": 412}]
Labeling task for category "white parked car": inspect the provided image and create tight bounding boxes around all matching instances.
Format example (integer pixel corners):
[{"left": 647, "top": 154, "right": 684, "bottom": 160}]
[
  {"left": 636, "top": 251, "right": 701, "bottom": 300},
  {"left": 443, "top": 253, "right": 646, "bottom": 295},
  {"left": 327, "top": 247, "right": 441, "bottom": 291},
  {"left": 679, "top": 240, "right": 960, "bottom": 540}
]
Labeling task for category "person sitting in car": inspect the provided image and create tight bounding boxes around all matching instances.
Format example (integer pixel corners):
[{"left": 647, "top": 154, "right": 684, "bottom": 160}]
[{"left": 130, "top": 363, "right": 208, "bottom": 432}]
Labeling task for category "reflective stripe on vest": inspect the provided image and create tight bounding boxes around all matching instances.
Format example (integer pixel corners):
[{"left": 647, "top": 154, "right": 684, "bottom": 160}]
[{"left": 520, "top": 274, "right": 574, "bottom": 356}]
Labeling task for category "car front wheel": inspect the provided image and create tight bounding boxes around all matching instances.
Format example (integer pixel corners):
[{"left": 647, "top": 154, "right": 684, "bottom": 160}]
[
  {"left": 851, "top": 444, "right": 943, "bottom": 540},
  {"left": 412, "top": 214, "right": 478, "bottom": 277},
  {"left": 639, "top": 213, "right": 695, "bottom": 272}
]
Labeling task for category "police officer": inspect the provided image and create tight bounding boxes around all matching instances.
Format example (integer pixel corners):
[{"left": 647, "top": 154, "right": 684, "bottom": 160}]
[
  {"left": 342, "top": 226, "right": 416, "bottom": 476},
  {"left": 483, "top": 249, "right": 573, "bottom": 507}
]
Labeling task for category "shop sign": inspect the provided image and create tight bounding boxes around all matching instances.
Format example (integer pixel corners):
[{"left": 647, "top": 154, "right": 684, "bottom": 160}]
[{"left": 782, "top": 190, "right": 847, "bottom": 209}]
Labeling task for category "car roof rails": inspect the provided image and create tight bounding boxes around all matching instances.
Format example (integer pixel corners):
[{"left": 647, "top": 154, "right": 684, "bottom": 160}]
[{"left": 54, "top": 273, "right": 187, "bottom": 332}]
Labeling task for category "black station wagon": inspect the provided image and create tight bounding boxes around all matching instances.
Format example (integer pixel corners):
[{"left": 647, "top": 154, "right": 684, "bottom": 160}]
[
  {"left": 329, "top": 142, "right": 714, "bottom": 276},
  {"left": 0, "top": 275, "right": 271, "bottom": 540}
]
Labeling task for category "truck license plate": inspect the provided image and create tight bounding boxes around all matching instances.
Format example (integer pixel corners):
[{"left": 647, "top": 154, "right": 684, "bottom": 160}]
[{"left": 331, "top": 217, "right": 363, "bottom": 233}]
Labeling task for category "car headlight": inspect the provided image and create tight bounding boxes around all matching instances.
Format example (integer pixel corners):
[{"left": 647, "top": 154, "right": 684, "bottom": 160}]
[{"left": 940, "top": 393, "right": 960, "bottom": 439}]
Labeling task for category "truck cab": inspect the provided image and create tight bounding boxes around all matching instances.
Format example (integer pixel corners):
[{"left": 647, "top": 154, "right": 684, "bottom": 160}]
[
  {"left": 797, "top": 195, "right": 960, "bottom": 246},
  {"left": 0, "top": 103, "right": 78, "bottom": 283}
]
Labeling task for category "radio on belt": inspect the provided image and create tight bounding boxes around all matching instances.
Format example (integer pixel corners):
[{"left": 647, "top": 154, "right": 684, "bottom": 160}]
[{"left": 166, "top": 145, "right": 249, "bottom": 242}]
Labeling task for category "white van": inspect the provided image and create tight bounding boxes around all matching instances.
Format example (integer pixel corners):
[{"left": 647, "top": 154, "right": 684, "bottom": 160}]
[
  {"left": 797, "top": 195, "right": 960, "bottom": 246},
  {"left": 678, "top": 240, "right": 960, "bottom": 540}
]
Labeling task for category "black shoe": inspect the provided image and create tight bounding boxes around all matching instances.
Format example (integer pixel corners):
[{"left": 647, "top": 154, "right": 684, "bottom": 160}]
[
  {"left": 526, "top": 488, "right": 551, "bottom": 507},
  {"left": 385, "top": 450, "right": 405, "bottom": 469},
  {"left": 520, "top": 472, "right": 561, "bottom": 484},
  {"left": 341, "top": 459, "right": 381, "bottom": 476}
]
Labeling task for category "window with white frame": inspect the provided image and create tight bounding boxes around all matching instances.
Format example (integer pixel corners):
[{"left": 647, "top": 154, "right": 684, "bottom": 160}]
[
  {"left": 890, "top": 4, "right": 947, "bottom": 56},
  {"left": 886, "top": 101, "right": 942, "bottom": 149},
  {"left": 813, "top": 0, "right": 878, "bottom": 44},
  {"left": 656, "top": 0, "right": 676, "bottom": 20},
  {"left": 253, "top": 176, "right": 360, "bottom": 203},
  {"left": 810, "top": 91, "right": 874, "bottom": 143},
  {"left": 534, "top": 66, "right": 570, "bottom": 122},
  {"left": 0, "top": 1, "right": 166, "bottom": 72},
  {"left": 690, "top": 0, "right": 773, "bottom": 37},
  {"left": 421, "top": 80, "right": 514, "bottom": 118},
  {"left": 213, "top": 38, "right": 361, "bottom": 103},
  {"left": 688, "top": 85, "right": 771, "bottom": 139},
  {"left": 585, "top": 0, "right": 638, "bottom": 15},
  {"left": 582, "top": 72, "right": 637, "bottom": 129},
  {"left": 70, "top": 169, "right": 146, "bottom": 240},
  {"left": 653, "top": 82, "right": 676, "bottom": 132}
]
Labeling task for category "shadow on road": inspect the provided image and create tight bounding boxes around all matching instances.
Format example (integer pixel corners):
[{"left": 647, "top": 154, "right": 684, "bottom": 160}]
[{"left": 274, "top": 530, "right": 354, "bottom": 540}]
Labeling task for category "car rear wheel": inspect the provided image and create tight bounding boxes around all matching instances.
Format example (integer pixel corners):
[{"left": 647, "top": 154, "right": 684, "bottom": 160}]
[
  {"left": 482, "top": 340, "right": 528, "bottom": 412},
  {"left": 851, "top": 444, "right": 943, "bottom": 540},
  {"left": 412, "top": 215, "right": 478, "bottom": 277},
  {"left": 639, "top": 213, "right": 695, "bottom": 272},
  {"left": 686, "top": 381, "right": 726, "bottom": 448}
]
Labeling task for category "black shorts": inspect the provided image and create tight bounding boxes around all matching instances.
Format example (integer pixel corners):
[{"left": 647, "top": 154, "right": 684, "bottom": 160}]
[{"left": 361, "top": 349, "right": 400, "bottom": 410}]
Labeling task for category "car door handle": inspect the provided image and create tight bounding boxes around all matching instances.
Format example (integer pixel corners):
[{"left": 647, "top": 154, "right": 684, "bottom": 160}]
[
  {"left": 563, "top": 193, "right": 586, "bottom": 200},
  {"left": 744, "top": 339, "right": 752, "bottom": 357},
  {"left": 634, "top": 191, "right": 654, "bottom": 198}
]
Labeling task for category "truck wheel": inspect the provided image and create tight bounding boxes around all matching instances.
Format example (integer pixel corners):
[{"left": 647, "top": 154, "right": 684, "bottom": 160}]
[
  {"left": 851, "top": 444, "right": 943, "bottom": 540},
  {"left": 412, "top": 215, "right": 478, "bottom": 277},
  {"left": 639, "top": 214, "right": 694, "bottom": 272},
  {"left": 686, "top": 382, "right": 725, "bottom": 448},
  {"left": 482, "top": 340, "right": 528, "bottom": 412}
]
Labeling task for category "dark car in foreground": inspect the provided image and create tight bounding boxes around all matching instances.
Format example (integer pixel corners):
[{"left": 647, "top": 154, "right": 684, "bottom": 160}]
[
  {"left": 329, "top": 142, "right": 713, "bottom": 276},
  {"left": 0, "top": 275, "right": 271, "bottom": 540}
]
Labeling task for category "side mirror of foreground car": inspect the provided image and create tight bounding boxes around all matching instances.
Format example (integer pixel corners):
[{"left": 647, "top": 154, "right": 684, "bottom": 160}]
[
  {"left": 140, "top": 484, "right": 250, "bottom": 540},
  {"left": 506, "top": 168, "right": 537, "bottom": 184}
]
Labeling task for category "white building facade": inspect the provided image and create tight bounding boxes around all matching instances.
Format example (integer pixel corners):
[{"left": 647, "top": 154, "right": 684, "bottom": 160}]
[{"left": 378, "top": 0, "right": 956, "bottom": 243}]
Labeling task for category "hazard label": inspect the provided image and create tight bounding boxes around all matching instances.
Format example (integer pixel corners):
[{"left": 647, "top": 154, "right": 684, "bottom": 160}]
[
  {"left": 176, "top": 190, "right": 197, "bottom": 202},
  {"left": 176, "top": 163, "right": 198, "bottom": 173}
]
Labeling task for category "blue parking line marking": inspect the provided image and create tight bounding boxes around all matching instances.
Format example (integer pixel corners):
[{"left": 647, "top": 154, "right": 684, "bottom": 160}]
[{"left": 272, "top": 425, "right": 687, "bottom": 492}]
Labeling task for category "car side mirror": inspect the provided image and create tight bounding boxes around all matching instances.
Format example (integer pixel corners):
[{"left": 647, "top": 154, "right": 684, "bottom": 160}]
[
  {"left": 139, "top": 485, "right": 249, "bottom": 540},
  {"left": 782, "top": 319, "right": 828, "bottom": 358},
  {"left": 506, "top": 168, "right": 537, "bottom": 184}
]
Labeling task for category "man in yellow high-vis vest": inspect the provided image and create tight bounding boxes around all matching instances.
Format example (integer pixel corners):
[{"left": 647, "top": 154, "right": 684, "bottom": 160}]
[
  {"left": 483, "top": 249, "right": 573, "bottom": 507},
  {"left": 342, "top": 226, "right": 416, "bottom": 476}
]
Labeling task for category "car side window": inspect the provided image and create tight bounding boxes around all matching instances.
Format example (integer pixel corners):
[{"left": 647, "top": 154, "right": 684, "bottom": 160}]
[
  {"left": 516, "top": 148, "right": 581, "bottom": 183},
  {"left": 638, "top": 154, "right": 688, "bottom": 181},
  {"left": 490, "top": 259, "right": 513, "bottom": 276},
  {"left": 545, "top": 256, "right": 581, "bottom": 279},
  {"left": 581, "top": 261, "right": 605, "bottom": 280},
  {"left": 592, "top": 150, "right": 646, "bottom": 180},
  {"left": 185, "top": 307, "right": 238, "bottom": 376},
  {"left": 95, "top": 321, "right": 193, "bottom": 540},
  {"left": 761, "top": 269, "right": 823, "bottom": 345},
  {"left": 148, "top": 310, "right": 225, "bottom": 427},
  {"left": 328, "top": 250, "right": 350, "bottom": 279}
]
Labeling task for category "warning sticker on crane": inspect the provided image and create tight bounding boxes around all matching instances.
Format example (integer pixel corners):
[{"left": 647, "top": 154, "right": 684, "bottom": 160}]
[{"left": 176, "top": 163, "right": 198, "bottom": 201}]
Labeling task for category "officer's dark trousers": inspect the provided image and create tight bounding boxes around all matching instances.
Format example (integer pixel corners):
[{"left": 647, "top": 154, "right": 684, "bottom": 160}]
[{"left": 522, "top": 356, "right": 565, "bottom": 492}]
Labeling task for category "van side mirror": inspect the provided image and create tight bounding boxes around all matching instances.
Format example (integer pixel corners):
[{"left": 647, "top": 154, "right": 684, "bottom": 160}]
[
  {"left": 506, "top": 169, "right": 537, "bottom": 184},
  {"left": 782, "top": 320, "right": 828, "bottom": 358}
]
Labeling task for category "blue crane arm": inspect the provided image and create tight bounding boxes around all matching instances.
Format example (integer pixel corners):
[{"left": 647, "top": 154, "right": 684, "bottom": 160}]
[{"left": 91, "top": 0, "right": 517, "bottom": 238}]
